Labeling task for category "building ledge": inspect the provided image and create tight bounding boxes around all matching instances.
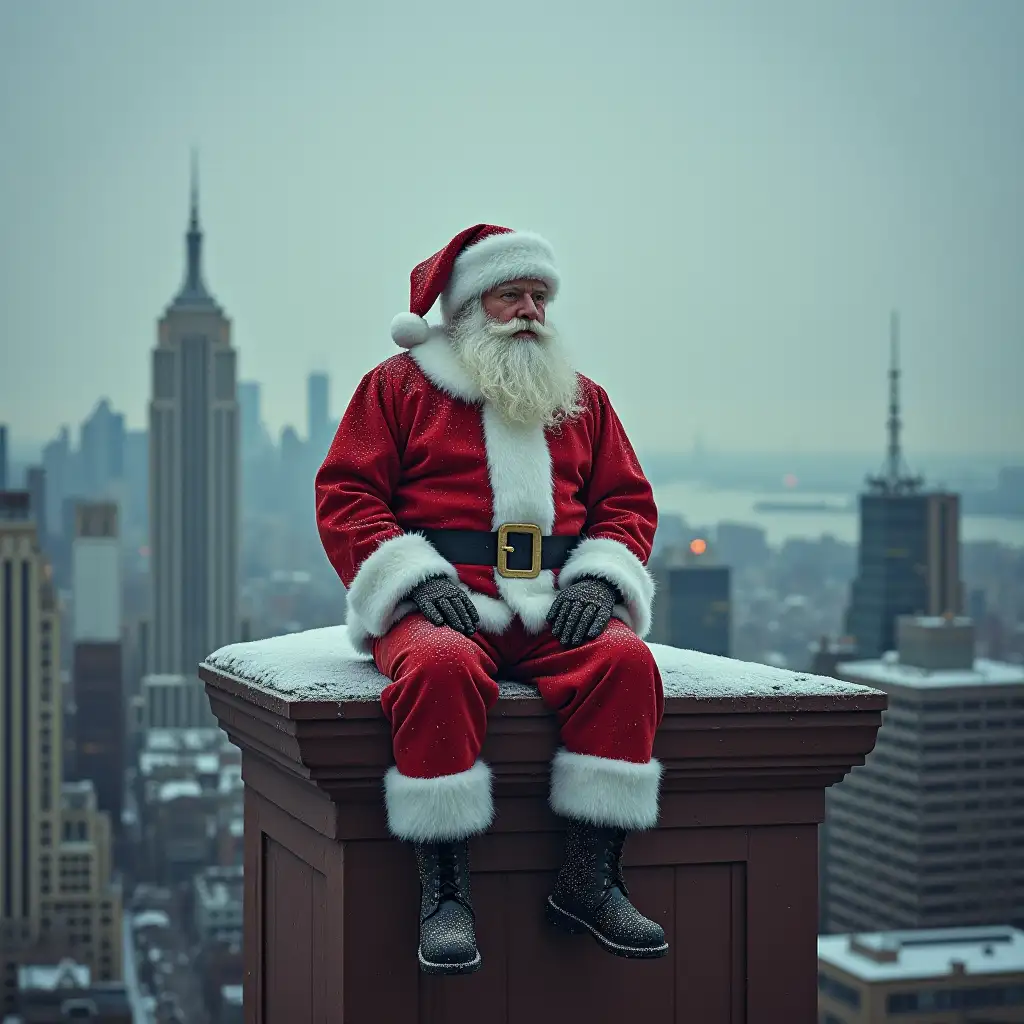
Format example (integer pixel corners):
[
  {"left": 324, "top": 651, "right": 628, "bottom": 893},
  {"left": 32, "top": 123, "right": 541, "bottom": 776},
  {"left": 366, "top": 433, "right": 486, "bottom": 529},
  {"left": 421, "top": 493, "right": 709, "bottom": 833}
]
[{"left": 200, "top": 625, "right": 886, "bottom": 1023}]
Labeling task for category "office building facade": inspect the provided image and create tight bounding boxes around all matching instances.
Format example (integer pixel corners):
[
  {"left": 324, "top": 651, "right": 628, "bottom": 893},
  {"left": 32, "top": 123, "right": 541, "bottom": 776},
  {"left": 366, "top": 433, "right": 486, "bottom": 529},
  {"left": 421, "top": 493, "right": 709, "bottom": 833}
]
[{"left": 823, "top": 616, "right": 1024, "bottom": 936}]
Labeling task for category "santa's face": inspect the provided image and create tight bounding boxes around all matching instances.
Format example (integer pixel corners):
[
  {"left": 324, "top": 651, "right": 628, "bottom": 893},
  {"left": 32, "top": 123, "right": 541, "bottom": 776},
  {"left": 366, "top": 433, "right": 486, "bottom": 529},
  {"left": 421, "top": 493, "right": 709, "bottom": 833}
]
[
  {"left": 480, "top": 278, "right": 549, "bottom": 339},
  {"left": 448, "top": 286, "right": 580, "bottom": 429}
]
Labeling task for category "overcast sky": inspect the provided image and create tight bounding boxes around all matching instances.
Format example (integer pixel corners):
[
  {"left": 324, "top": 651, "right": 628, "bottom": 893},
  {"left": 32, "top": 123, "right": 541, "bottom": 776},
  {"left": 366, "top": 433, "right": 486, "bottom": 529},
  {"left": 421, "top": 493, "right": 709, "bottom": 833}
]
[{"left": 1, "top": 0, "right": 1021, "bottom": 456}]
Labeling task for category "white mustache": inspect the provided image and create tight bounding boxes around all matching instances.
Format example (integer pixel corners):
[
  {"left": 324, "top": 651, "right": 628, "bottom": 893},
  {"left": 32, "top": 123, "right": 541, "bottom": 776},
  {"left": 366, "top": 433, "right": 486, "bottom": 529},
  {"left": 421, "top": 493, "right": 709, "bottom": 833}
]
[{"left": 485, "top": 317, "right": 556, "bottom": 341}]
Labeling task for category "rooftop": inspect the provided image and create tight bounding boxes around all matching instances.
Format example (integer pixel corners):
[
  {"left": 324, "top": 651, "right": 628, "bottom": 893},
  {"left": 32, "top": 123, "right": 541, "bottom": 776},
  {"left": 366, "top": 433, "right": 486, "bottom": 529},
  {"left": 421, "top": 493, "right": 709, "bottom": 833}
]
[
  {"left": 131, "top": 909, "right": 170, "bottom": 931},
  {"left": 18, "top": 959, "right": 90, "bottom": 991},
  {"left": 156, "top": 779, "right": 202, "bottom": 803},
  {"left": 819, "top": 926, "right": 1024, "bottom": 982},
  {"left": 839, "top": 655, "right": 1024, "bottom": 690},
  {"left": 206, "top": 624, "right": 880, "bottom": 704}
]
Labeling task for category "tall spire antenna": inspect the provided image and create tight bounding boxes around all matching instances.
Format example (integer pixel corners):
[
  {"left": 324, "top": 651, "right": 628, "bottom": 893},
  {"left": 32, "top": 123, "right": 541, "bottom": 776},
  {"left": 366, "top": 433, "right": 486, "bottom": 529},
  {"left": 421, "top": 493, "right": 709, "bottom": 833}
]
[
  {"left": 867, "top": 309, "right": 923, "bottom": 495},
  {"left": 886, "top": 310, "right": 902, "bottom": 487},
  {"left": 168, "top": 149, "right": 217, "bottom": 310},
  {"left": 189, "top": 147, "right": 200, "bottom": 230}
]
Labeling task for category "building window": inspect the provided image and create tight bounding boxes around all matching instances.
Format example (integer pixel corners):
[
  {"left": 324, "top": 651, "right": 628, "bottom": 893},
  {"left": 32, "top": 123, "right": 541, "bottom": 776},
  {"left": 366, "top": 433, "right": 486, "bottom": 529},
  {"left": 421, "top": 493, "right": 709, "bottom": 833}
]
[{"left": 818, "top": 972, "right": 861, "bottom": 1008}]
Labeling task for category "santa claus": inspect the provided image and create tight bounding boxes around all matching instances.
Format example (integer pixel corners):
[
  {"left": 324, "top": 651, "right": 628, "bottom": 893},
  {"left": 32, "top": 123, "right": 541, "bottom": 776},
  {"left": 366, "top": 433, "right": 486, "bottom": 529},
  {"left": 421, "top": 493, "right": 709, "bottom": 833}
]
[{"left": 315, "top": 224, "right": 666, "bottom": 975}]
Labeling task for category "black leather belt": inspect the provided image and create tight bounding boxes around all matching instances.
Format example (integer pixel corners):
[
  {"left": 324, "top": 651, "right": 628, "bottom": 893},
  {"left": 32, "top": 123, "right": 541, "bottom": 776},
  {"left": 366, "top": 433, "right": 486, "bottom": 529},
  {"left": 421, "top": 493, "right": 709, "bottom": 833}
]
[{"left": 420, "top": 525, "right": 579, "bottom": 580}]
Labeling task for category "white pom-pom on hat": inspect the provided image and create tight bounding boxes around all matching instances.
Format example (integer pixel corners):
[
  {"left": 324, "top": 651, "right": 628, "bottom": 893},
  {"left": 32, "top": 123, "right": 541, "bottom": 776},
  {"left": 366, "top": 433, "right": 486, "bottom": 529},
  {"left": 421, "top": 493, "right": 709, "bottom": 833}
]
[{"left": 391, "top": 313, "right": 430, "bottom": 349}]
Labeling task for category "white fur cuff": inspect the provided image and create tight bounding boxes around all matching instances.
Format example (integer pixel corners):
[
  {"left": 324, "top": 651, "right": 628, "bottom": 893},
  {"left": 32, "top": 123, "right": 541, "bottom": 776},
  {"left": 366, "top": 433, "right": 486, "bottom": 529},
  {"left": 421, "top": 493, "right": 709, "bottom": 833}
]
[
  {"left": 549, "top": 748, "right": 662, "bottom": 830},
  {"left": 384, "top": 761, "right": 494, "bottom": 841},
  {"left": 346, "top": 531, "right": 458, "bottom": 640},
  {"left": 558, "top": 536, "right": 655, "bottom": 638}
]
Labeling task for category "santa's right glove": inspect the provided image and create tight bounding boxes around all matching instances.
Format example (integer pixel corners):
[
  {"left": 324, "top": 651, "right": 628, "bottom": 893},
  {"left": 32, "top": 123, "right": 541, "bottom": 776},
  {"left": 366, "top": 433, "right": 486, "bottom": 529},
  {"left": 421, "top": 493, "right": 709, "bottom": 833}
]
[{"left": 407, "top": 575, "right": 480, "bottom": 636}]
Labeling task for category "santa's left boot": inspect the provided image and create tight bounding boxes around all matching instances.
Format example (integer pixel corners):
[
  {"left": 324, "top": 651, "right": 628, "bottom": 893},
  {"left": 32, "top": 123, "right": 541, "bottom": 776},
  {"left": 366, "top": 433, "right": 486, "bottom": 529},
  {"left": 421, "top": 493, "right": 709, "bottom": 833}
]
[{"left": 546, "top": 816, "right": 668, "bottom": 958}]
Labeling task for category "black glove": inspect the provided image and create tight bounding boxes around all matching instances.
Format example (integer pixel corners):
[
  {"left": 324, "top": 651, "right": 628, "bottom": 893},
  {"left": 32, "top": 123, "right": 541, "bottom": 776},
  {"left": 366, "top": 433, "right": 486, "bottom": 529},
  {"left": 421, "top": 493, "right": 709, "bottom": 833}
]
[
  {"left": 408, "top": 575, "right": 480, "bottom": 636},
  {"left": 547, "top": 576, "right": 619, "bottom": 647}
]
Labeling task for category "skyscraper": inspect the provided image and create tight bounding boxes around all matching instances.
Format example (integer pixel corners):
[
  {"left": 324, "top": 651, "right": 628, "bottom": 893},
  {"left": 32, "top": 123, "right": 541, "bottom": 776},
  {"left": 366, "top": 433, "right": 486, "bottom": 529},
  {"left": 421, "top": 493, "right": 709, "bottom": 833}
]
[
  {"left": 823, "top": 615, "right": 1024, "bottom": 934},
  {"left": 79, "top": 398, "right": 125, "bottom": 499},
  {"left": 0, "top": 491, "right": 58, "bottom": 954},
  {"left": 149, "top": 160, "right": 239, "bottom": 676},
  {"left": 649, "top": 542, "right": 732, "bottom": 656},
  {"left": 238, "top": 380, "right": 265, "bottom": 464},
  {"left": 72, "top": 502, "right": 124, "bottom": 832},
  {"left": 0, "top": 492, "right": 122, "bottom": 1009},
  {"left": 307, "top": 371, "right": 331, "bottom": 455},
  {"left": 844, "top": 313, "right": 963, "bottom": 658},
  {"left": 0, "top": 425, "right": 8, "bottom": 491}
]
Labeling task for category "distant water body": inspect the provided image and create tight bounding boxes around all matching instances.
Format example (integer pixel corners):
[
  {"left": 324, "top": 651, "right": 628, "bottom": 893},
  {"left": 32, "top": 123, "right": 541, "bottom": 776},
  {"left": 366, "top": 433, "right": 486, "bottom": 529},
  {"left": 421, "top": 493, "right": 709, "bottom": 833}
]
[{"left": 653, "top": 481, "right": 1024, "bottom": 549}]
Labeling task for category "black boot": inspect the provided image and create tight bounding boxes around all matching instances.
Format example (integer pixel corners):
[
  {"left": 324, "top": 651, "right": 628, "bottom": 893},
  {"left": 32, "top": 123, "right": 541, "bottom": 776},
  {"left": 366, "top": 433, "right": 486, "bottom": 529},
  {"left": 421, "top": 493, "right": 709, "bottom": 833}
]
[
  {"left": 546, "top": 819, "right": 668, "bottom": 959},
  {"left": 413, "top": 839, "right": 481, "bottom": 975}
]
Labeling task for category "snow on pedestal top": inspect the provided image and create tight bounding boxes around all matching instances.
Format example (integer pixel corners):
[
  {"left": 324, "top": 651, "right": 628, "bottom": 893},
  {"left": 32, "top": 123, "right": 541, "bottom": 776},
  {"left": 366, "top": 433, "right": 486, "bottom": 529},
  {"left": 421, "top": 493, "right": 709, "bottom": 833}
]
[{"left": 205, "top": 625, "right": 881, "bottom": 705}]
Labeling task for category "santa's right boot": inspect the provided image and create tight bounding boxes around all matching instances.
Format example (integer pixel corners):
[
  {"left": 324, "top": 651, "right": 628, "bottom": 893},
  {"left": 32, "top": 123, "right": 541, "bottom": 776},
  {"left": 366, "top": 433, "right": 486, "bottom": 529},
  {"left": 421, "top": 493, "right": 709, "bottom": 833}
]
[
  {"left": 413, "top": 838, "right": 481, "bottom": 974},
  {"left": 383, "top": 760, "right": 494, "bottom": 976}
]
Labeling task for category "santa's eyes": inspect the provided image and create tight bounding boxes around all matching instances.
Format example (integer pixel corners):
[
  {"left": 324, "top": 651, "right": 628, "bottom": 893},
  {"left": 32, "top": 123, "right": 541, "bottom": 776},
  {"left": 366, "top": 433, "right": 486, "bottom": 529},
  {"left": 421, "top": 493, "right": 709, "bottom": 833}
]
[{"left": 502, "top": 290, "right": 547, "bottom": 303}]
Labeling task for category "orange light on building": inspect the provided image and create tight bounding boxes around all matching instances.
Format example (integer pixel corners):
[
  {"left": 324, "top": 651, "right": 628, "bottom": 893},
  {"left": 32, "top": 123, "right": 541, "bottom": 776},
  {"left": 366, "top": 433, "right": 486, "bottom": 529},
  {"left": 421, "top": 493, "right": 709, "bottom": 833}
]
[
  {"left": 689, "top": 538, "right": 708, "bottom": 556},
  {"left": 783, "top": 473, "right": 799, "bottom": 488}
]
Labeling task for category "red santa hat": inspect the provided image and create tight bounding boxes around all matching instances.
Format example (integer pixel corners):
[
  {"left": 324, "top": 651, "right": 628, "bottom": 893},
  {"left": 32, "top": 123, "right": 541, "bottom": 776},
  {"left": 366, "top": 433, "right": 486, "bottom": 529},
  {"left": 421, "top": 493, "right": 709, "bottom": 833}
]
[{"left": 390, "top": 224, "right": 561, "bottom": 349}]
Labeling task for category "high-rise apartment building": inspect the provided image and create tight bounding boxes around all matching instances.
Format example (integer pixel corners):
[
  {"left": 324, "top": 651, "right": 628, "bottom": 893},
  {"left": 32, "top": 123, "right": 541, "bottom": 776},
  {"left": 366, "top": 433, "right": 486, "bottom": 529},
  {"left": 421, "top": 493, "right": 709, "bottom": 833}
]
[
  {"left": 149, "top": 164, "right": 239, "bottom": 677},
  {"left": 822, "top": 615, "right": 1024, "bottom": 936},
  {"left": 0, "top": 492, "right": 122, "bottom": 1013},
  {"left": 844, "top": 314, "right": 963, "bottom": 658},
  {"left": 71, "top": 502, "right": 124, "bottom": 832},
  {"left": 650, "top": 543, "right": 731, "bottom": 656}
]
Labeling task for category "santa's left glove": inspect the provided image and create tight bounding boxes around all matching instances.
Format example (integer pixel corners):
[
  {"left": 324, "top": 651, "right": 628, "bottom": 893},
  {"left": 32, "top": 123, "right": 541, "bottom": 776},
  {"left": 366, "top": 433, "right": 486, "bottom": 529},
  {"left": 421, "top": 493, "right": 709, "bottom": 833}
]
[
  {"left": 547, "top": 576, "right": 620, "bottom": 647},
  {"left": 407, "top": 575, "right": 480, "bottom": 636}
]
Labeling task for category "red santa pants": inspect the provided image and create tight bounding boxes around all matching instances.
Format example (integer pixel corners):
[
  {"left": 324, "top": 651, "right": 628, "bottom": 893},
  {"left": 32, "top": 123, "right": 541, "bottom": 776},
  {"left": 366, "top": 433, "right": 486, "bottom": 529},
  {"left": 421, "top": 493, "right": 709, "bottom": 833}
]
[{"left": 373, "top": 613, "right": 665, "bottom": 841}]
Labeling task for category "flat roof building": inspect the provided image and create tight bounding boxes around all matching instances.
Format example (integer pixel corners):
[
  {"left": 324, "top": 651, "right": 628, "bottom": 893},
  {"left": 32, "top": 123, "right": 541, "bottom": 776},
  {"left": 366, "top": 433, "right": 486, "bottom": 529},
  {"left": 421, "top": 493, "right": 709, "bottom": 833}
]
[{"left": 818, "top": 925, "right": 1024, "bottom": 1022}]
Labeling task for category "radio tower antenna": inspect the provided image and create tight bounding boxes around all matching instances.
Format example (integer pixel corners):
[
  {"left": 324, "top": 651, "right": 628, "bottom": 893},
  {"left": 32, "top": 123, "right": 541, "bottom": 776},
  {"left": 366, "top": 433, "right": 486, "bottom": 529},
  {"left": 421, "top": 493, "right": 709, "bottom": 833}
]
[{"left": 867, "top": 310, "right": 923, "bottom": 494}]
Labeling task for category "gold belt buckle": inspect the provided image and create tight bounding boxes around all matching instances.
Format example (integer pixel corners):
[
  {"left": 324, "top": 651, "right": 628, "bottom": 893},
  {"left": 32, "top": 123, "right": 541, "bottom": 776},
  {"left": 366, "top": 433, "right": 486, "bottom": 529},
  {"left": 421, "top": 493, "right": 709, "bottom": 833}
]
[{"left": 496, "top": 523, "right": 543, "bottom": 579}]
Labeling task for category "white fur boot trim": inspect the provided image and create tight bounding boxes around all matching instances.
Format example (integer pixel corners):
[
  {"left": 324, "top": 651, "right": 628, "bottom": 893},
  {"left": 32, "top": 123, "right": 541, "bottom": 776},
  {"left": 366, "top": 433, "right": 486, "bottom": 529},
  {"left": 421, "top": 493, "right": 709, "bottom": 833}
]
[
  {"left": 549, "top": 748, "right": 662, "bottom": 830},
  {"left": 384, "top": 760, "right": 494, "bottom": 842}
]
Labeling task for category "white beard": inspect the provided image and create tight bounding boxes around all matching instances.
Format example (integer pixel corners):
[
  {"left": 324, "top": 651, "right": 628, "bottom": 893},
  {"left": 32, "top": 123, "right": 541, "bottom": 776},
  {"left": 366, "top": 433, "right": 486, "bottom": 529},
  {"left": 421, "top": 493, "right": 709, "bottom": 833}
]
[{"left": 448, "top": 303, "right": 581, "bottom": 429}]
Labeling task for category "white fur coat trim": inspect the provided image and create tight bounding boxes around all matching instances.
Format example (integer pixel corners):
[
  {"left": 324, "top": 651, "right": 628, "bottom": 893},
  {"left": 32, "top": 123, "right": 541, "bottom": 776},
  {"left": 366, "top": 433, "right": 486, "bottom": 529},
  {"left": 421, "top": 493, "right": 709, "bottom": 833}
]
[
  {"left": 441, "top": 231, "right": 560, "bottom": 323},
  {"left": 346, "top": 531, "right": 458, "bottom": 647},
  {"left": 384, "top": 760, "right": 494, "bottom": 841},
  {"left": 558, "top": 536, "right": 655, "bottom": 639},
  {"left": 481, "top": 405, "right": 561, "bottom": 632},
  {"left": 549, "top": 748, "right": 662, "bottom": 830},
  {"left": 409, "top": 339, "right": 573, "bottom": 635},
  {"left": 409, "top": 336, "right": 482, "bottom": 402}
]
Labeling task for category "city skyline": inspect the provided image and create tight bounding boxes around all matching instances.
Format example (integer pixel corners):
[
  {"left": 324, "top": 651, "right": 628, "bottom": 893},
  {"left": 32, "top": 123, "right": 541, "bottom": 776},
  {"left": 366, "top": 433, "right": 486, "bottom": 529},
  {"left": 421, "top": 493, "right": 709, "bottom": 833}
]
[{"left": 2, "top": 0, "right": 1023, "bottom": 455}]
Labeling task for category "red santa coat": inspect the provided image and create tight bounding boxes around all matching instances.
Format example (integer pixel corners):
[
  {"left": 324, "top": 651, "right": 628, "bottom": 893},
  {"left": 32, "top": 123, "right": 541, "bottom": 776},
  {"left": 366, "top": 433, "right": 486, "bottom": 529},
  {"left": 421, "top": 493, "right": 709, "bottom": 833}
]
[{"left": 315, "top": 335, "right": 658, "bottom": 655}]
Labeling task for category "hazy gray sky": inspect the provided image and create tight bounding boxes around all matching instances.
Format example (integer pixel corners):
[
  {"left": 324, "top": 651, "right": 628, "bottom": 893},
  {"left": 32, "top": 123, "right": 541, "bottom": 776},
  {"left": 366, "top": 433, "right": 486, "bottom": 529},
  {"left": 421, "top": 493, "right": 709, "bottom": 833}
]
[{"left": 1, "top": 0, "right": 1021, "bottom": 455}]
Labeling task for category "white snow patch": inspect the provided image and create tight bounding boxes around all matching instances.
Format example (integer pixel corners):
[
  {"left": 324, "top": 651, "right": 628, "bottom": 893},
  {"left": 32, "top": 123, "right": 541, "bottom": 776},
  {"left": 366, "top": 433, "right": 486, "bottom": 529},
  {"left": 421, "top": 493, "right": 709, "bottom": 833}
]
[{"left": 206, "top": 626, "right": 880, "bottom": 704}]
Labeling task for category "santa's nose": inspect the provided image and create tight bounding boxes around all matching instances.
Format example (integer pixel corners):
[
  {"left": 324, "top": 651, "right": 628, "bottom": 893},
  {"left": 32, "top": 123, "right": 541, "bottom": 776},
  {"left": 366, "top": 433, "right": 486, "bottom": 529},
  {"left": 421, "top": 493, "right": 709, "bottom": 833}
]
[{"left": 518, "top": 295, "right": 541, "bottom": 320}]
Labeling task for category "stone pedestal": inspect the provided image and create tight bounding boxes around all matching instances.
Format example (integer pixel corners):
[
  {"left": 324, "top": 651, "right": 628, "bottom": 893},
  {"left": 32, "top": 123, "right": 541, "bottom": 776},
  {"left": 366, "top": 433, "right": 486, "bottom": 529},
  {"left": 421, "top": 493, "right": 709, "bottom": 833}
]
[{"left": 200, "top": 626, "right": 885, "bottom": 1024}]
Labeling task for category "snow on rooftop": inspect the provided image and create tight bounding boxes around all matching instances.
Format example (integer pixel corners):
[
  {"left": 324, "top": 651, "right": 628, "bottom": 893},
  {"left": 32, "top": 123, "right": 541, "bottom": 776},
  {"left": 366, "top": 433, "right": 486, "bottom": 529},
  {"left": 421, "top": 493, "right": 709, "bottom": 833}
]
[
  {"left": 132, "top": 910, "right": 170, "bottom": 931},
  {"left": 819, "top": 926, "right": 1024, "bottom": 982},
  {"left": 206, "top": 625, "right": 880, "bottom": 704},
  {"left": 145, "top": 727, "right": 223, "bottom": 751},
  {"left": 841, "top": 656, "right": 1024, "bottom": 691},
  {"left": 156, "top": 779, "right": 202, "bottom": 803},
  {"left": 18, "top": 959, "right": 89, "bottom": 991},
  {"left": 222, "top": 984, "right": 243, "bottom": 1005}
]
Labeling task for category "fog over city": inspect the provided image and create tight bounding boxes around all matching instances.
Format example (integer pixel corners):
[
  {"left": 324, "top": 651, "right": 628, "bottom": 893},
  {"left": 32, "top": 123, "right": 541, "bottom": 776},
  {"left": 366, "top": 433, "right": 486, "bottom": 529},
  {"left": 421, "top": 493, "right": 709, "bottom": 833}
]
[{"left": 1, "top": 0, "right": 1022, "bottom": 455}]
